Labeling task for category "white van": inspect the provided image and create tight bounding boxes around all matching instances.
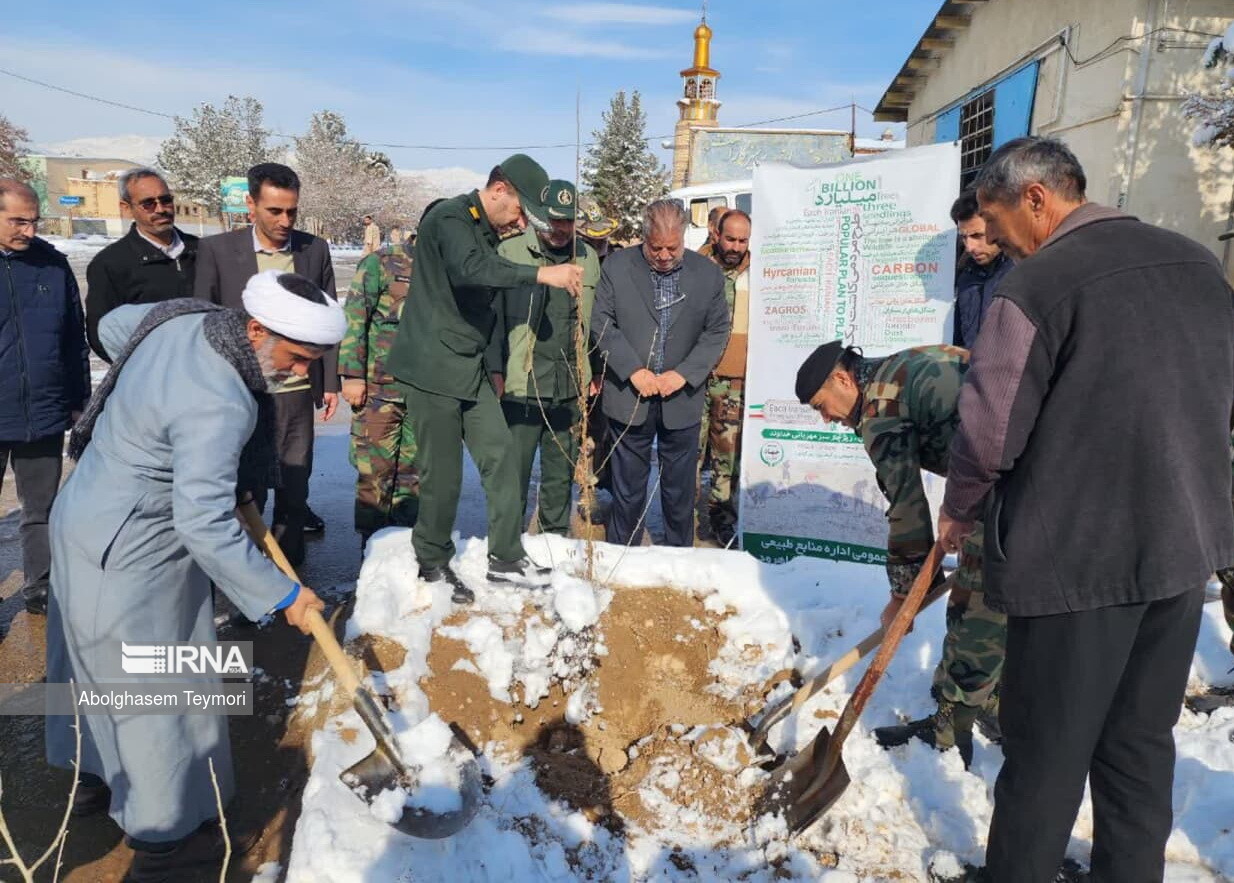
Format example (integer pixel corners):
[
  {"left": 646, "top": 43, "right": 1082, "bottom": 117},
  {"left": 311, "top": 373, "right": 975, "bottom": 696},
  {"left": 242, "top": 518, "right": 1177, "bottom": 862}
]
[{"left": 668, "top": 179, "right": 752, "bottom": 251}]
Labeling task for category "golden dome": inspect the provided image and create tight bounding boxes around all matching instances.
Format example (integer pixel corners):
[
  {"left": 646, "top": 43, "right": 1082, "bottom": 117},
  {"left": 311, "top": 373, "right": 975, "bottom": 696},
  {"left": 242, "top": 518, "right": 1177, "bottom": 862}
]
[{"left": 692, "top": 20, "right": 713, "bottom": 70}]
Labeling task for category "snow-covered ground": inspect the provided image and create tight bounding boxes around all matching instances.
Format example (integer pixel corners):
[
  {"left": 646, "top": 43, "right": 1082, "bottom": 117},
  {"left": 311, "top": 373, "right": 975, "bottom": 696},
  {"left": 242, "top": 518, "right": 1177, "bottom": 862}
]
[{"left": 280, "top": 531, "right": 1234, "bottom": 882}]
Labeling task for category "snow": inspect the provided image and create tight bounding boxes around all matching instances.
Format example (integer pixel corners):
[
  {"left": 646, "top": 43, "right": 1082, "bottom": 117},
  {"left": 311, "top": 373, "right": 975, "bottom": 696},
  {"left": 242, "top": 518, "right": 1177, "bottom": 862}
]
[
  {"left": 1193, "top": 123, "right": 1222, "bottom": 147},
  {"left": 250, "top": 861, "right": 282, "bottom": 883},
  {"left": 439, "top": 616, "right": 515, "bottom": 701},
  {"left": 283, "top": 530, "right": 1234, "bottom": 882},
  {"left": 1203, "top": 37, "right": 1224, "bottom": 69},
  {"left": 552, "top": 578, "right": 601, "bottom": 632},
  {"left": 35, "top": 134, "right": 165, "bottom": 167},
  {"left": 41, "top": 234, "right": 112, "bottom": 256}
]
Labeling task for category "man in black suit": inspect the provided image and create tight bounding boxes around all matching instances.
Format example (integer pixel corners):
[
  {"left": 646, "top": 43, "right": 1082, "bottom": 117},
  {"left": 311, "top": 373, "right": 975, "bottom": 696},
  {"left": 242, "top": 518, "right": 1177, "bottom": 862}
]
[
  {"left": 195, "top": 163, "right": 339, "bottom": 565},
  {"left": 85, "top": 168, "right": 198, "bottom": 360},
  {"left": 592, "top": 199, "right": 730, "bottom": 547}
]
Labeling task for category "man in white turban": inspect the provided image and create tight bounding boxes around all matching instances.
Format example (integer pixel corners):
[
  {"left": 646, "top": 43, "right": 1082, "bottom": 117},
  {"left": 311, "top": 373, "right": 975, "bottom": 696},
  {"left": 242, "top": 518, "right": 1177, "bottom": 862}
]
[{"left": 46, "top": 272, "right": 343, "bottom": 880}]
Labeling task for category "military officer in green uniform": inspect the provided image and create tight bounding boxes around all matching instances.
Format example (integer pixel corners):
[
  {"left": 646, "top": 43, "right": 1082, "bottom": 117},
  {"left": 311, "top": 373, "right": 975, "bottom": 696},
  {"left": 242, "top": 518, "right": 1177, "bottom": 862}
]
[
  {"left": 796, "top": 341, "right": 1006, "bottom": 767},
  {"left": 339, "top": 239, "right": 418, "bottom": 547},
  {"left": 384, "top": 154, "right": 584, "bottom": 602},
  {"left": 495, "top": 180, "right": 600, "bottom": 535}
]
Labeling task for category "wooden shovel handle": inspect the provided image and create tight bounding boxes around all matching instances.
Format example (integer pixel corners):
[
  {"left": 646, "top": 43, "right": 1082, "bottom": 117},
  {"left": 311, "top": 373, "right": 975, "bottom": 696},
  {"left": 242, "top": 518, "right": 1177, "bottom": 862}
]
[
  {"left": 236, "top": 501, "right": 363, "bottom": 696},
  {"left": 817, "top": 541, "right": 946, "bottom": 777},
  {"left": 789, "top": 576, "right": 953, "bottom": 714}
]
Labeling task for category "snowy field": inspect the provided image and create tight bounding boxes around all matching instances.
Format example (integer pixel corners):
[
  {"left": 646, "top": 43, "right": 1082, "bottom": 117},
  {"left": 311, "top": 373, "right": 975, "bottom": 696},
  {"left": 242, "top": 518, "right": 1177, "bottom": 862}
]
[{"left": 274, "top": 532, "right": 1234, "bottom": 883}]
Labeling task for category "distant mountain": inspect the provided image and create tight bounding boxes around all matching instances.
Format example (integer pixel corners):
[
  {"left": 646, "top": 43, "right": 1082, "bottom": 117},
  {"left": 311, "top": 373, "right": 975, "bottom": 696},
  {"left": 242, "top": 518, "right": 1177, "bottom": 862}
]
[
  {"left": 35, "top": 134, "right": 165, "bottom": 166},
  {"left": 399, "top": 166, "right": 485, "bottom": 199}
]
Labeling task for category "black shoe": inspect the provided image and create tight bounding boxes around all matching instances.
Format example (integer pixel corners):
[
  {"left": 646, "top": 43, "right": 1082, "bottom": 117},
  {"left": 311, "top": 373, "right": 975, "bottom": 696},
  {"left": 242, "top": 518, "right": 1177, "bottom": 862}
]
[
  {"left": 71, "top": 773, "right": 111, "bottom": 817},
  {"left": 486, "top": 556, "right": 551, "bottom": 588},
  {"left": 124, "top": 819, "right": 259, "bottom": 882},
  {"left": 23, "top": 589, "right": 48, "bottom": 616},
  {"left": 303, "top": 509, "right": 325, "bottom": 533},
  {"left": 873, "top": 715, "right": 974, "bottom": 769},
  {"left": 976, "top": 706, "right": 1002, "bottom": 744},
  {"left": 419, "top": 565, "right": 474, "bottom": 604},
  {"left": 950, "top": 860, "right": 1087, "bottom": 883},
  {"left": 1054, "top": 859, "right": 1089, "bottom": 882}
]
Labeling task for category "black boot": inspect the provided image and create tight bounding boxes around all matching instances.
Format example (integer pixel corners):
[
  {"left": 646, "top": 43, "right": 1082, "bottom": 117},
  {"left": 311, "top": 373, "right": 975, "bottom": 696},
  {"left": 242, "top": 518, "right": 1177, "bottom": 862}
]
[
  {"left": 950, "top": 859, "right": 1088, "bottom": 883},
  {"left": 23, "top": 586, "right": 48, "bottom": 616},
  {"left": 873, "top": 699, "right": 976, "bottom": 768},
  {"left": 976, "top": 689, "right": 1002, "bottom": 743},
  {"left": 303, "top": 508, "right": 325, "bottom": 533},
  {"left": 71, "top": 772, "right": 111, "bottom": 817},
  {"left": 486, "top": 556, "right": 551, "bottom": 588},
  {"left": 124, "top": 819, "right": 258, "bottom": 882},
  {"left": 419, "top": 565, "right": 474, "bottom": 604}
]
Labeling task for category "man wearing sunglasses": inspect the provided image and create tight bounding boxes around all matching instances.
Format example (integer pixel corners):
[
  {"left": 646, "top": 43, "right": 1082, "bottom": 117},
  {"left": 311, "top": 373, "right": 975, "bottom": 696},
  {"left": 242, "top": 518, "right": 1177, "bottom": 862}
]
[{"left": 85, "top": 168, "right": 198, "bottom": 360}]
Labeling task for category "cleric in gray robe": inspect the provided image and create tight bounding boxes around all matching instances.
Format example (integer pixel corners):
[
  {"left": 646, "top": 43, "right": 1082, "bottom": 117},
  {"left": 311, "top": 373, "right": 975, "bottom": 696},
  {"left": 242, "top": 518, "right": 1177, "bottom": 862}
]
[{"left": 45, "top": 270, "right": 343, "bottom": 870}]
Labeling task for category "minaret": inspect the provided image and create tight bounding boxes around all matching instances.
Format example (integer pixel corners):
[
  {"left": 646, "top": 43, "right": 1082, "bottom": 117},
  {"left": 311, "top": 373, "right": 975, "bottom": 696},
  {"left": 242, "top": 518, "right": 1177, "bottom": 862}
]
[{"left": 671, "top": 9, "right": 721, "bottom": 189}]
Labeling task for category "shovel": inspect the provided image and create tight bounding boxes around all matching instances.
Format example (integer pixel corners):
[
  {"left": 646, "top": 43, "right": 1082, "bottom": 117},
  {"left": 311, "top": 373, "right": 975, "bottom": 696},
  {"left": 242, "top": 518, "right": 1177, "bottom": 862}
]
[
  {"left": 237, "top": 501, "right": 483, "bottom": 839},
  {"left": 757, "top": 541, "right": 946, "bottom": 837},
  {"left": 746, "top": 573, "right": 956, "bottom": 758}
]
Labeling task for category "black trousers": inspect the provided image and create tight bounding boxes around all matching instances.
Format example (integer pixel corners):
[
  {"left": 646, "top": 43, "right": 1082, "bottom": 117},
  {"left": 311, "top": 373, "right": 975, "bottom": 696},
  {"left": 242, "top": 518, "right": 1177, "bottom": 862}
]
[
  {"left": 986, "top": 587, "right": 1205, "bottom": 883},
  {"left": 606, "top": 401, "right": 699, "bottom": 548},
  {"left": 250, "top": 390, "right": 314, "bottom": 567},
  {"left": 0, "top": 434, "right": 63, "bottom": 601}
]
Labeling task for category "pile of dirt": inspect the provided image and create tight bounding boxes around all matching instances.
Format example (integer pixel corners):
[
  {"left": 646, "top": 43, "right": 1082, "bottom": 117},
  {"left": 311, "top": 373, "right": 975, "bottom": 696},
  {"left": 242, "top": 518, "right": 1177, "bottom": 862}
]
[{"left": 419, "top": 586, "right": 767, "bottom": 840}]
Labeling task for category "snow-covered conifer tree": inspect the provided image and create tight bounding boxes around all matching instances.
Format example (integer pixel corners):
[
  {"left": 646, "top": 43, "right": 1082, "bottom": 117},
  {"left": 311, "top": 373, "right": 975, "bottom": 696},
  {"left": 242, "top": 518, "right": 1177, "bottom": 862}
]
[{"left": 583, "top": 91, "right": 668, "bottom": 241}]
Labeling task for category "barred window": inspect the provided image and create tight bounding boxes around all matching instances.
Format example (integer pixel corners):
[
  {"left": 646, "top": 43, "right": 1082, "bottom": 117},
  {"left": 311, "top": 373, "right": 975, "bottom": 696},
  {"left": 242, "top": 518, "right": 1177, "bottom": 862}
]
[{"left": 960, "top": 89, "right": 994, "bottom": 187}]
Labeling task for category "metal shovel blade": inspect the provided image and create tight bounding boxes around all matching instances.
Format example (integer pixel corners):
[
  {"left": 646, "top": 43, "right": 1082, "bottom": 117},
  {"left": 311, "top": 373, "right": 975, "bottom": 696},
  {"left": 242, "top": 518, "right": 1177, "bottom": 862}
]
[
  {"left": 340, "top": 691, "right": 484, "bottom": 839},
  {"left": 757, "top": 727, "right": 851, "bottom": 837}
]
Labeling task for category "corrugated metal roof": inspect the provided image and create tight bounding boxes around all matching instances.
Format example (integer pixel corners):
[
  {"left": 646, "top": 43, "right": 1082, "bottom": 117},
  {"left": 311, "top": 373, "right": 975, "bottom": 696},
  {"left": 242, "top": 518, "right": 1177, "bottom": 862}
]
[{"left": 873, "top": 0, "right": 991, "bottom": 122}]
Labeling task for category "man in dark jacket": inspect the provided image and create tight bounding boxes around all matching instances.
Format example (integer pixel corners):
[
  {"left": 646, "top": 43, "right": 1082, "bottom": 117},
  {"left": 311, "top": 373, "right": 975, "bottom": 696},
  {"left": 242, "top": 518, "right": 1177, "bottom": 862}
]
[
  {"left": 939, "top": 138, "right": 1234, "bottom": 882},
  {"left": 85, "top": 168, "right": 197, "bottom": 360},
  {"left": 592, "top": 200, "right": 730, "bottom": 547},
  {"left": 195, "top": 163, "right": 338, "bottom": 566},
  {"left": 0, "top": 178, "right": 91, "bottom": 615},
  {"left": 950, "top": 188, "right": 1011, "bottom": 350}
]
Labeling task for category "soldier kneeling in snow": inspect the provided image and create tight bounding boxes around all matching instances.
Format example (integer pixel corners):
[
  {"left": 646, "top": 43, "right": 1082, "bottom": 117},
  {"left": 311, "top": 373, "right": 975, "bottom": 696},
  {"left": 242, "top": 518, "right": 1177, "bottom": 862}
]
[
  {"left": 47, "top": 271, "right": 338, "bottom": 880},
  {"left": 796, "top": 341, "right": 1004, "bottom": 768}
]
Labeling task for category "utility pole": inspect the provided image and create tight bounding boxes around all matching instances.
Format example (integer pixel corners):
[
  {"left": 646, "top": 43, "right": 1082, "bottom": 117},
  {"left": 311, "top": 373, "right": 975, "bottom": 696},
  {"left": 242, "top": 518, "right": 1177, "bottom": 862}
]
[{"left": 850, "top": 101, "right": 857, "bottom": 155}]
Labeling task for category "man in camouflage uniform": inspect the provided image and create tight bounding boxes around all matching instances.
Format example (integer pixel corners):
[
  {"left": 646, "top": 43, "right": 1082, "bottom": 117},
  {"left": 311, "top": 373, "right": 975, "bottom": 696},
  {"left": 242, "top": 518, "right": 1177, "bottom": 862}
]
[
  {"left": 796, "top": 341, "right": 1005, "bottom": 767},
  {"left": 699, "top": 209, "right": 751, "bottom": 546},
  {"left": 339, "top": 240, "right": 418, "bottom": 546},
  {"left": 495, "top": 180, "right": 600, "bottom": 534}
]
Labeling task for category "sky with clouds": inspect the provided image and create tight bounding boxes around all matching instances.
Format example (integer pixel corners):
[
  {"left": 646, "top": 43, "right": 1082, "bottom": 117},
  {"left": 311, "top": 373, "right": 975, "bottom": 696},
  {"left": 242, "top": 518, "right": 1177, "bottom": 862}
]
[{"left": 2, "top": 0, "right": 933, "bottom": 179}]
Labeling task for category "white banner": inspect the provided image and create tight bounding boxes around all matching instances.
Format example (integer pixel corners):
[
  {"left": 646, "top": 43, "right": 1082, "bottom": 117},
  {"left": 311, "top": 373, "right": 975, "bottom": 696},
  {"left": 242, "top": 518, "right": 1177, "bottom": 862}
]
[{"left": 739, "top": 142, "right": 961, "bottom": 565}]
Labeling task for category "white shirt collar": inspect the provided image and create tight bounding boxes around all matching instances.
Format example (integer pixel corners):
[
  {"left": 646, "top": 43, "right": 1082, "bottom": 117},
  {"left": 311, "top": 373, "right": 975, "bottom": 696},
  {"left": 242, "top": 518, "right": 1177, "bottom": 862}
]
[
  {"left": 252, "top": 226, "right": 291, "bottom": 254},
  {"left": 137, "top": 226, "right": 184, "bottom": 260}
]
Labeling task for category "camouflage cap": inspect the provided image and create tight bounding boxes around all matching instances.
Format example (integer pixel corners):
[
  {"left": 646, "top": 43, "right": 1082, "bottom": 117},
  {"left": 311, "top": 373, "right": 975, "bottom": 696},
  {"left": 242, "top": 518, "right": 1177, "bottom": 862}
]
[
  {"left": 498, "top": 153, "right": 551, "bottom": 228},
  {"left": 546, "top": 180, "right": 578, "bottom": 220}
]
